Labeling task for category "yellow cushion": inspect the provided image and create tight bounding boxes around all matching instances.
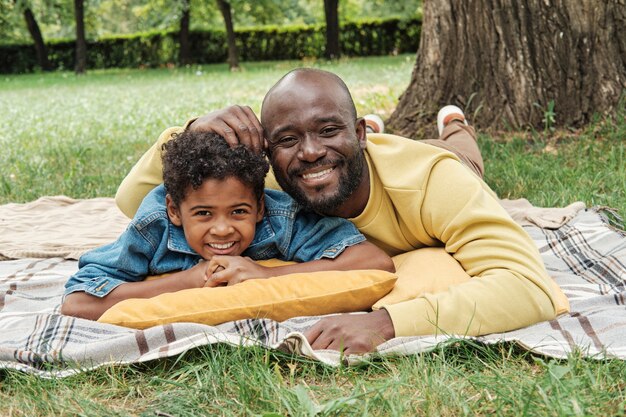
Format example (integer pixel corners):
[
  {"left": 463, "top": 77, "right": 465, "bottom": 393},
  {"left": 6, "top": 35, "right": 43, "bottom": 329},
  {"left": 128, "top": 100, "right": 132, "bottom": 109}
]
[
  {"left": 373, "top": 248, "right": 470, "bottom": 309},
  {"left": 98, "top": 267, "right": 397, "bottom": 329},
  {"left": 373, "top": 248, "right": 570, "bottom": 316}
]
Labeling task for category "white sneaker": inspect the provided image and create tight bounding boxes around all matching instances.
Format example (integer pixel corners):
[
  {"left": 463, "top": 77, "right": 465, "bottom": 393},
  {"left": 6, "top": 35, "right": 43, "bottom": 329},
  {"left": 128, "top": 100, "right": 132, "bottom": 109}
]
[
  {"left": 364, "top": 114, "right": 384, "bottom": 134},
  {"left": 437, "top": 105, "right": 467, "bottom": 136}
]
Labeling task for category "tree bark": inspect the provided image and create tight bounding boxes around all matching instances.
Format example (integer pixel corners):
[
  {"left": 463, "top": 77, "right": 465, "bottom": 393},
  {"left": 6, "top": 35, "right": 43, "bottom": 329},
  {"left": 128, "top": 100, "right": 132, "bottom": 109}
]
[
  {"left": 179, "top": 0, "right": 191, "bottom": 66},
  {"left": 22, "top": 6, "right": 52, "bottom": 71},
  {"left": 388, "top": 0, "right": 626, "bottom": 137},
  {"left": 324, "top": 0, "right": 340, "bottom": 59},
  {"left": 216, "top": 0, "right": 239, "bottom": 71},
  {"left": 74, "top": 0, "right": 87, "bottom": 74}
]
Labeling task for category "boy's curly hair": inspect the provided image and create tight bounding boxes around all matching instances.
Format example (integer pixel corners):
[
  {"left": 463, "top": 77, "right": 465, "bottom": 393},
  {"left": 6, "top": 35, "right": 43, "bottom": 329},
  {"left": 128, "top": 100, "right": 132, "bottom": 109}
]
[{"left": 162, "top": 130, "right": 269, "bottom": 206}]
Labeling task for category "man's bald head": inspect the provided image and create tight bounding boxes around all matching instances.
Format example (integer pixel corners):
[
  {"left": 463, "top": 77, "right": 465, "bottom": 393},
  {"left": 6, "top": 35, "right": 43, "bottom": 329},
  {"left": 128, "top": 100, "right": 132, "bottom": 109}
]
[{"left": 261, "top": 68, "right": 357, "bottom": 124}]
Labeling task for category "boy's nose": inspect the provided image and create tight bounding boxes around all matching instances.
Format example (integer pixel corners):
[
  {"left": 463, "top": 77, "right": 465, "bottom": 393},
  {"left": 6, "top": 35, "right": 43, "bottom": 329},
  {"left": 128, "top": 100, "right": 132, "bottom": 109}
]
[{"left": 210, "top": 219, "right": 234, "bottom": 236}]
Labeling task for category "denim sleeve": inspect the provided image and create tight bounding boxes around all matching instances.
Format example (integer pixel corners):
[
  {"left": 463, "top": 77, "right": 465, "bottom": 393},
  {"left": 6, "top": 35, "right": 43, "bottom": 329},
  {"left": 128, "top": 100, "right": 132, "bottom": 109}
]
[
  {"left": 284, "top": 211, "right": 366, "bottom": 262},
  {"left": 63, "top": 224, "right": 156, "bottom": 298}
]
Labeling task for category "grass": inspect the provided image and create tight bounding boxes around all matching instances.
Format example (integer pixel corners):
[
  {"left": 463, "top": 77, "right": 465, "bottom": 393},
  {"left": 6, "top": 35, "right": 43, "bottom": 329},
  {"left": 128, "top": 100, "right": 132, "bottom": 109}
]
[
  {"left": 1, "top": 55, "right": 626, "bottom": 416},
  {"left": 481, "top": 116, "right": 626, "bottom": 220},
  {"left": 0, "top": 56, "right": 414, "bottom": 204},
  {"left": 2, "top": 343, "right": 625, "bottom": 416}
]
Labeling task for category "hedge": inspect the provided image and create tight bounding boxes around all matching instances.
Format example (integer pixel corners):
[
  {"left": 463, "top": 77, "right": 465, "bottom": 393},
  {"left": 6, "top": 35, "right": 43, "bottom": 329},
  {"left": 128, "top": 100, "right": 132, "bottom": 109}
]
[{"left": 0, "top": 17, "right": 420, "bottom": 74}]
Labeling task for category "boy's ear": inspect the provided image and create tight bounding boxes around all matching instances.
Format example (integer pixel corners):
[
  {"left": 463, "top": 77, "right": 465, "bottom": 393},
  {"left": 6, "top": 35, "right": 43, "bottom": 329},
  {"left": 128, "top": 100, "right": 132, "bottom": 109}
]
[
  {"left": 166, "top": 194, "right": 183, "bottom": 226},
  {"left": 256, "top": 194, "right": 265, "bottom": 223}
]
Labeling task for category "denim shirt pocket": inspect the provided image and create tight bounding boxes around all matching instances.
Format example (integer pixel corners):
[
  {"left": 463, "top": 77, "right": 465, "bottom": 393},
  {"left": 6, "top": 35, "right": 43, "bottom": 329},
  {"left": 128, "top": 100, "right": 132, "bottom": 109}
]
[
  {"left": 244, "top": 218, "right": 280, "bottom": 260},
  {"left": 319, "top": 233, "right": 366, "bottom": 259},
  {"left": 134, "top": 211, "right": 170, "bottom": 251}
]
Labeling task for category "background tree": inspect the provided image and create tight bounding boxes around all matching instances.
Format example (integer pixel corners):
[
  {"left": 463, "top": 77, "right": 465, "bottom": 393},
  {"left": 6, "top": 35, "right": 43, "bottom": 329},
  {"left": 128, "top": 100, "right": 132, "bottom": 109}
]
[
  {"left": 74, "top": 0, "right": 86, "bottom": 74},
  {"left": 323, "top": 0, "right": 340, "bottom": 59},
  {"left": 88, "top": 0, "right": 180, "bottom": 36},
  {"left": 388, "top": 0, "right": 626, "bottom": 137},
  {"left": 347, "top": 0, "right": 421, "bottom": 18},
  {"left": 1, "top": 0, "right": 422, "bottom": 73},
  {"left": 179, "top": 0, "right": 191, "bottom": 65},
  {"left": 0, "top": 0, "right": 71, "bottom": 43},
  {"left": 13, "top": 0, "right": 52, "bottom": 70},
  {"left": 216, "top": 0, "right": 239, "bottom": 70},
  {"left": 0, "top": 1, "right": 421, "bottom": 43}
]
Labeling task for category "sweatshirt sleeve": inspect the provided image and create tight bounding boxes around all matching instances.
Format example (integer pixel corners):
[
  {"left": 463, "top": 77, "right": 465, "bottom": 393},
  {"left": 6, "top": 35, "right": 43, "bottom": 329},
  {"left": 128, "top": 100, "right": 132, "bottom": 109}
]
[
  {"left": 383, "top": 158, "right": 558, "bottom": 337},
  {"left": 115, "top": 126, "right": 184, "bottom": 218},
  {"left": 115, "top": 122, "right": 283, "bottom": 218}
]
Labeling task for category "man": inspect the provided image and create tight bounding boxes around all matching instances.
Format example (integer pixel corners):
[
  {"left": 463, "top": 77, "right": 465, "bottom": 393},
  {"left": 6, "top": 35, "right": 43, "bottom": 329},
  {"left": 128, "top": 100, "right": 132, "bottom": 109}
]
[{"left": 116, "top": 68, "right": 561, "bottom": 354}]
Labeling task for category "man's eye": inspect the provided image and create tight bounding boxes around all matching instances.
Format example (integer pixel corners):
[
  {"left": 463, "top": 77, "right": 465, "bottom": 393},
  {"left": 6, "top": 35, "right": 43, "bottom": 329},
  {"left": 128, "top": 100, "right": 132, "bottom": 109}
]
[
  {"left": 276, "top": 136, "right": 299, "bottom": 146},
  {"left": 321, "top": 126, "right": 340, "bottom": 135}
]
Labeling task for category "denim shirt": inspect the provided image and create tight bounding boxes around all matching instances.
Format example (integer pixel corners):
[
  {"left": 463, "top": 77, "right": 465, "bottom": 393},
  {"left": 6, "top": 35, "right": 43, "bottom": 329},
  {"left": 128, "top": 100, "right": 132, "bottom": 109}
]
[{"left": 64, "top": 185, "right": 365, "bottom": 298}]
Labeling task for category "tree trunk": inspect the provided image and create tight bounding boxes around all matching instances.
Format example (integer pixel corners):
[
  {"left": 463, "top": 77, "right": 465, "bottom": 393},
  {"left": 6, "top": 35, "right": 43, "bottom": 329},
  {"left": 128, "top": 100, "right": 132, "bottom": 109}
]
[
  {"left": 179, "top": 0, "right": 191, "bottom": 66},
  {"left": 387, "top": 0, "right": 626, "bottom": 137},
  {"left": 324, "top": 0, "right": 340, "bottom": 59},
  {"left": 74, "top": 0, "right": 87, "bottom": 74},
  {"left": 216, "top": 0, "right": 239, "bottom": 71},
  {"left": 22, "top": 6, "right": 52, "bottom": 71}
]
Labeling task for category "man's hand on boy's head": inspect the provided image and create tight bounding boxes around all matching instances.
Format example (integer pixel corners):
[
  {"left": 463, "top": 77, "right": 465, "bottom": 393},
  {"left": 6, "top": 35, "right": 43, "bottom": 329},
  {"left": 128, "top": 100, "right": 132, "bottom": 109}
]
[
  {"left": 188, "top": 105, "right": 266, "bottom": 154},
  {"left": 204, "top": 255, "right": 270, "bottom": 287}
]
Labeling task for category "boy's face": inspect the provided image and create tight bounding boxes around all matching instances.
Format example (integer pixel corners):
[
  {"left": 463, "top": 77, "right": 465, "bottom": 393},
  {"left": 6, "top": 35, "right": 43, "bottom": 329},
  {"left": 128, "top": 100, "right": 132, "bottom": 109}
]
[{"left": 166, "top": 177, "right": 264, "bottom": 260}]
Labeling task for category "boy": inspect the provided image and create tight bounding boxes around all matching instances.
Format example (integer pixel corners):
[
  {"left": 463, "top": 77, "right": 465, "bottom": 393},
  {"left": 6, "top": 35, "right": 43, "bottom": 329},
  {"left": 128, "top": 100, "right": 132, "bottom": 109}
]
[{"left": 61, "top": 131, "right": 394, "bottom": 321}]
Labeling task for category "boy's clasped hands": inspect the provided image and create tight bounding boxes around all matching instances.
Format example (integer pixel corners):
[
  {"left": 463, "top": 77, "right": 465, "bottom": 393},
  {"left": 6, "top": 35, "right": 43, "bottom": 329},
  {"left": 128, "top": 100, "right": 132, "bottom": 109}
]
[{"left": 200, "top": 255, "right": 271, "bottom": 287}]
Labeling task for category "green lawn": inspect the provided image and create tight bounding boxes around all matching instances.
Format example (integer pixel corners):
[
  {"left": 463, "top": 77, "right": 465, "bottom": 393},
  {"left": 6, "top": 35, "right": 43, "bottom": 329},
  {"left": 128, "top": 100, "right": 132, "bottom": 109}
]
[{"left": 1, "top": 56, "right": 625, "bottom": 416}]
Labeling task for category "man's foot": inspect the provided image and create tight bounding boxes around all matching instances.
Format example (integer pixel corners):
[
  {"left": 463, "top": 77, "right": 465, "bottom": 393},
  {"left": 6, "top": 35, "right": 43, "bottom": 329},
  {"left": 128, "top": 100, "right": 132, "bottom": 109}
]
[
  {"left": 364, "top": 114, "right": 385, "bottom": 134},
  {"left": 437, "top": 105, "right": 468, "bottom": 136}
]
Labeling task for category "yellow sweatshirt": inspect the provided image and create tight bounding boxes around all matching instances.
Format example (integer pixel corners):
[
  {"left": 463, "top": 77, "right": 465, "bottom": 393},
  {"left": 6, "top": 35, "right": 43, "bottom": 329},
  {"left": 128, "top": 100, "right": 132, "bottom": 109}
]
[
  {"left": 352, "top": 134, "right": 559, "bottom": 336},
  {"left": 116, "top": 127, "right": 561, "bottom": 337}
]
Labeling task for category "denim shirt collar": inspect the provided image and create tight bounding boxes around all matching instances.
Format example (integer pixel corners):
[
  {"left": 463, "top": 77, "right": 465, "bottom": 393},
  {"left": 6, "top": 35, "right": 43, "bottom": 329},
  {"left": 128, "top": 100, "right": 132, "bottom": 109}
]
[
  {"left": 138, "top": 184, "right": 198, "bottom": 257},
  {"left": 167, "top": 221, "right": 197, "bottom": 255}
]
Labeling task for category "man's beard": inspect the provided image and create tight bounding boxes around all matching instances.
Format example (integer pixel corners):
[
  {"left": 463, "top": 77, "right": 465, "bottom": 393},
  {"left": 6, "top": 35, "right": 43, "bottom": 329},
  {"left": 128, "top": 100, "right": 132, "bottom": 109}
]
[{"left": 273, "top": 152, "right": 365, "bottom": 216}]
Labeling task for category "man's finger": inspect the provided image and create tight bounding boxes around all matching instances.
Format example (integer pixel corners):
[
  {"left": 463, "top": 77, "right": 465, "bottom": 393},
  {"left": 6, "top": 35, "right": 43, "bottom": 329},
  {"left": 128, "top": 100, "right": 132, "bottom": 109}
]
[
  {"left": 304, "top": 323, "right": 337, "bottom": 350},
  {"left": 238, "top": 105, "right": 264, "bottom": 153},
  {"left": 321, "top": 336, "right": 347, "bottom": 352},
  {"left": 186, "top": 106, "right": 263, "bottom": 153},
  {"left": 221, "top": 106, "right": 256, "bottom": 150},
  {"left": 263, "top": 138, "right": 269, "bottom": 153},
  {"left": 303, "top": 322, "right": 324, "bottom": 346},
  {"left": 206, "top": 120, "right": 239, "bottom": 148}
]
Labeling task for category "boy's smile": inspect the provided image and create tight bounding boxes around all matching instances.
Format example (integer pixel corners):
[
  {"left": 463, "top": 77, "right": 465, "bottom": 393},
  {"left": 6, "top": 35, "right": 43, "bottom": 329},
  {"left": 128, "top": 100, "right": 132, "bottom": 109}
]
[{"left": 166, "top": 177, "right": 264, "bottom": 260}]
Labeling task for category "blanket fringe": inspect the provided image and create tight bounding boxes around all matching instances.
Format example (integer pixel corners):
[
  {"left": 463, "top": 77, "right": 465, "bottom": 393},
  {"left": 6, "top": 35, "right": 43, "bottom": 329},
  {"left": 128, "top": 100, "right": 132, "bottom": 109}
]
[{"left": 593, "top": 206, "right": 626, "bottom": 236}]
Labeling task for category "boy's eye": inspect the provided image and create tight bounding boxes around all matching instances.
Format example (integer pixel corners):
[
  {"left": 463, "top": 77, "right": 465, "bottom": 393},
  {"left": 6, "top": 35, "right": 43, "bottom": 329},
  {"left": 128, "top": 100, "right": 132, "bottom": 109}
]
[
  {"left": 232, "top": 208, "right": 249, "bottom": 215},
  {"left": 194, "top": 210, "right": 211, "bottom": 217}
]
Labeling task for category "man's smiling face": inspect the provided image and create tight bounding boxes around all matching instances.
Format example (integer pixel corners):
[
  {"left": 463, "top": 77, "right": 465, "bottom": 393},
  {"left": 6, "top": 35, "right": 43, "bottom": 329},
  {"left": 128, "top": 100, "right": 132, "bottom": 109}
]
[{"left": 262, "top": 70, "right": 369, "bottom": 218}]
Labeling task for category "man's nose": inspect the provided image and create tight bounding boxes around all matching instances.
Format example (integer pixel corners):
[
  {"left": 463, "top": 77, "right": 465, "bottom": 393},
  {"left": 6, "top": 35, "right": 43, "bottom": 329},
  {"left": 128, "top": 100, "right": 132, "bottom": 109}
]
[{"left": 298, "top": 134, "right": 327, "bottom": 162}]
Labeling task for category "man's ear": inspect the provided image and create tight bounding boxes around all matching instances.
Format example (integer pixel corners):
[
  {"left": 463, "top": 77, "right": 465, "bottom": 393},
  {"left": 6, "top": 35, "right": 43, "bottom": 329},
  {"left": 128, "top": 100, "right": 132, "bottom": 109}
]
[
  {"left": 256, "top": 194, "right": 265, "bottom": 223},
  {"left": 355, "top": 117, "right": 368, "bottom": 150},
  {"left": 166, "top": 194, "right": 183, "bottom": 226}
]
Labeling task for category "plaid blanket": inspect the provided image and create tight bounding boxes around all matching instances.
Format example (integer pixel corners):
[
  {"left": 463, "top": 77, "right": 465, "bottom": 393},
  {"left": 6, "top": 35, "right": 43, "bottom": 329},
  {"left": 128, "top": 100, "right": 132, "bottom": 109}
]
[{"left": 1, "top": 207, "right": 625, "bottom": 377}]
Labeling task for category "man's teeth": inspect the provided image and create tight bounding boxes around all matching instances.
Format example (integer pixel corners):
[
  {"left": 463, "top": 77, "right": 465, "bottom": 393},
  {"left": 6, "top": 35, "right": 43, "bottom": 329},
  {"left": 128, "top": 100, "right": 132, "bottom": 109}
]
[
  {"left": 209, "top": 242, "right": 235, "bottom": 249},
  {"left": 302, "top": 168, "right": 333, "bottom": 180}
]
